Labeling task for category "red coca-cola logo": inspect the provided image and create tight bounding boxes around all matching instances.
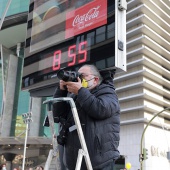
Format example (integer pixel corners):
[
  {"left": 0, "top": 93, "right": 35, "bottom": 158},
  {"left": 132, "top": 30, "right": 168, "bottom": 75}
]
[
  {"left": 72, "top": 6, "right": 100, "bottom": 27},
  {"left": 66, "top": 0, "right": 107, "bottom": 39}
]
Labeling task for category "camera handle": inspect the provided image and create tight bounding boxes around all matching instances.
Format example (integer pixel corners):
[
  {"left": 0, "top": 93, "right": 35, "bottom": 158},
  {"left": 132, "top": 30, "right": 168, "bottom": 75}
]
[{"left": 43, "top": 97, "right": 93, "bottom": 170}]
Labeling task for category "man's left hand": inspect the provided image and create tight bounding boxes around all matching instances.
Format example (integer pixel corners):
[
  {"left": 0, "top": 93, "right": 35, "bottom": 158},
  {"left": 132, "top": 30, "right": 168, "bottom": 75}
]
[{"left": 66, "top": 77, "right": 82, "bottom": 95}]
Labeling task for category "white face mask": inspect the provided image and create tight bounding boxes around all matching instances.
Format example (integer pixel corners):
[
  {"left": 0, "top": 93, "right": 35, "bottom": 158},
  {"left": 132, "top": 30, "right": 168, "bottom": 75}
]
[
  {"left": 2, "top": 167, "right": 6, "bottom": 170},
  {"left": 81, "top": 77, "right": 95, "bottom": 89},
  {"left": 87, "top": 78, "right": 94, "bottom": 89}
]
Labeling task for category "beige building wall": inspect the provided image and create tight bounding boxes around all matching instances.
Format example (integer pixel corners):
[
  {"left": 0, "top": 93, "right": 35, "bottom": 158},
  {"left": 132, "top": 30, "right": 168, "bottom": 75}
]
[{"left": 115, "top": 0, "right": 170, "bottom": 170}]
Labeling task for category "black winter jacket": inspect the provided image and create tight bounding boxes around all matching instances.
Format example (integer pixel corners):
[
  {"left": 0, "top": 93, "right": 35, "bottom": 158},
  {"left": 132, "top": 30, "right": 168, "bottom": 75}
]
[{"left": 53, "top": 81, "right": 120, "bottom": 170}]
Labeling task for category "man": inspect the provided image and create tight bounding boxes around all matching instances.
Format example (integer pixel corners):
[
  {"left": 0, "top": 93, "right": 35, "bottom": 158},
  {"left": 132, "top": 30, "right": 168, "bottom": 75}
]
[{"left": 53, "top": 64, "right": 120, "bottom": 170}]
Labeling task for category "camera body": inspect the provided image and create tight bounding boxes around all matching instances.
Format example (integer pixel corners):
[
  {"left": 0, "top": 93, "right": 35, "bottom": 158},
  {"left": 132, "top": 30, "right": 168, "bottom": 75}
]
[
  {"left": 57, "top": 69, "right": 82, "bottom": 82},
  {"left": 57, "top": 125, "right": 68, "bottom": 145}
]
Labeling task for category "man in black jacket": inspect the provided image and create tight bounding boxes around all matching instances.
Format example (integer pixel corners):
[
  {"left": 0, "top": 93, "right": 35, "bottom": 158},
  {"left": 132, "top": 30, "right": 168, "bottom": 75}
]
[{"left": 53, "top": 64, "right": 120, "bottom": 170}]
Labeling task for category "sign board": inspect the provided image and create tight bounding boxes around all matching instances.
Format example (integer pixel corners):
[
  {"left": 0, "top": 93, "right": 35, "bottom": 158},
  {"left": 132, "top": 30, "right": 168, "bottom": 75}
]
[{"left": 22, "top": 0, "right": 126, "bottom": 91}]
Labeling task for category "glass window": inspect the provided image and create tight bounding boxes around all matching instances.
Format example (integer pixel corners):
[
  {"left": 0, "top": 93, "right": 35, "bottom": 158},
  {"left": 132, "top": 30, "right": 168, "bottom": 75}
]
[
  {"left": 0, "top": 0, "right": 29, "bottom": 19},
  {"left": 17, "top": 91, "right": 30, "bottom": 115},
  {"left": 42, "top": 97, "right": 59, "bottom": 138}
]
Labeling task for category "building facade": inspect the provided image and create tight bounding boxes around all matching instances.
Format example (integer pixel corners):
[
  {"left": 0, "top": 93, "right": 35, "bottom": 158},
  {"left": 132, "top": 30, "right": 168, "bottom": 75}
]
[
  {"left": 0, "top": 0, "right": 53, "bottom": 169},
  {"left": 0, "top": 0, "right": 170, "bottom": 170},
  {"left": 116, "top": 0, "right": 170, "bottom": 170}
]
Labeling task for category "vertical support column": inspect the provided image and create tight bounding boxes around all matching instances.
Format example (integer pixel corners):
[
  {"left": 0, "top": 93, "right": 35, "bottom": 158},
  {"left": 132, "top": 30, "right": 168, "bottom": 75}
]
[
  {"left": 6, "top": 161, "right": 12, "bottom": 170},
  {"left": 29, "top": 97, "right": 42, "bottom": 136},
  {"left": 1, "top": 54, "right": 18, "bottom": 137},
  {"left": 3, "top": 153, "right": 16, "bottom": 170}
]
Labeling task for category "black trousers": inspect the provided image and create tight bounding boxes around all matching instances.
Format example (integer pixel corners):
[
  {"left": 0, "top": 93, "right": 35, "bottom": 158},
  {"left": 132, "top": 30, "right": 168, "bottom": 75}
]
[{"left": 96, "top": 161, "right": 115, "bottom": 170}]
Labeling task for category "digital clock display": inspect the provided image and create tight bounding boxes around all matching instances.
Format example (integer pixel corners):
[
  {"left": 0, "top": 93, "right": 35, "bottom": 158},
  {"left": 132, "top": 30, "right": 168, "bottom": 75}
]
[
  {"left": 22, "top": 0, "right": 117, "bottom": 92},
  {"left": 53, "top": 40, "right": 89, "bottom": 71}
]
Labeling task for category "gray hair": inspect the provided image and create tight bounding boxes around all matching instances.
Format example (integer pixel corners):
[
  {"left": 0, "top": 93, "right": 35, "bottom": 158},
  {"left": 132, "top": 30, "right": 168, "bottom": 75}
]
[{"left": 81, "top": 64, "right": 103, "bottom": 84}]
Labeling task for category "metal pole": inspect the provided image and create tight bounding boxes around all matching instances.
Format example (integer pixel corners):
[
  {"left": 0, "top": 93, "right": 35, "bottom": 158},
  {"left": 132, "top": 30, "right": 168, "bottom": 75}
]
[
  {"left": 22, "top": 121, "right": 29, "bottom": 170},
  {"left": 71, "top": 106, "right": 93, "bottom": 170},
  {"left": 140, "top": 107, "right": 170, "bottom": 170},
  {"left": 21, "top": 112, "right": 32, "bottom": 170}
]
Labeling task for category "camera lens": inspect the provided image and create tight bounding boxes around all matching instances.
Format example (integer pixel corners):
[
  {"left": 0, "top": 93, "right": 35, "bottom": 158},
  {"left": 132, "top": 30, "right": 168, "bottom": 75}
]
[
  {"left": 57, "top": 70, "right": 79, "bottom": 82},
  {"left": 57, "top": 70, "right": 70, "bottom": 81}
]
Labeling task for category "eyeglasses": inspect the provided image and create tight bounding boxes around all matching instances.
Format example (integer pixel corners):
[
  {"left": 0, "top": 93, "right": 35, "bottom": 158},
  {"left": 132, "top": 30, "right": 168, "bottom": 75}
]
[{"left": 79, "top": 73, "right": 96, "bottom": 79}]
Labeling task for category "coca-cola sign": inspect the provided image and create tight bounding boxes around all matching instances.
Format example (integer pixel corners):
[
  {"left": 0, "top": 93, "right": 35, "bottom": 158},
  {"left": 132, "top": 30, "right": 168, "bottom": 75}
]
[{"left": 65, "top": 0, "right": 107, "bottom": 39}]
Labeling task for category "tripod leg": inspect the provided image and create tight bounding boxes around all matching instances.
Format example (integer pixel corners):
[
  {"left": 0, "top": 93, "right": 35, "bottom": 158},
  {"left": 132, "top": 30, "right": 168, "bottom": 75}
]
[
  {"left": 47, "top": 110, "right": 61, "bottom": 170},
  {"left": 75, "top": 149, "right": 85, "bottom": 170},
  {"left": 44, "top": 149, "right": 53, "bottom": 170}
]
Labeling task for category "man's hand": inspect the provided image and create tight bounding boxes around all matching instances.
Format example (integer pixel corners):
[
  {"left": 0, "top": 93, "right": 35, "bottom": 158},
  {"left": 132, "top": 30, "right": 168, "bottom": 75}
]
[
  {"left": 59, "top": 80, "right": 67, "bottom": 90},
  {"left": 66, "top": 77, "right": 82, "bottom": 95}
]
